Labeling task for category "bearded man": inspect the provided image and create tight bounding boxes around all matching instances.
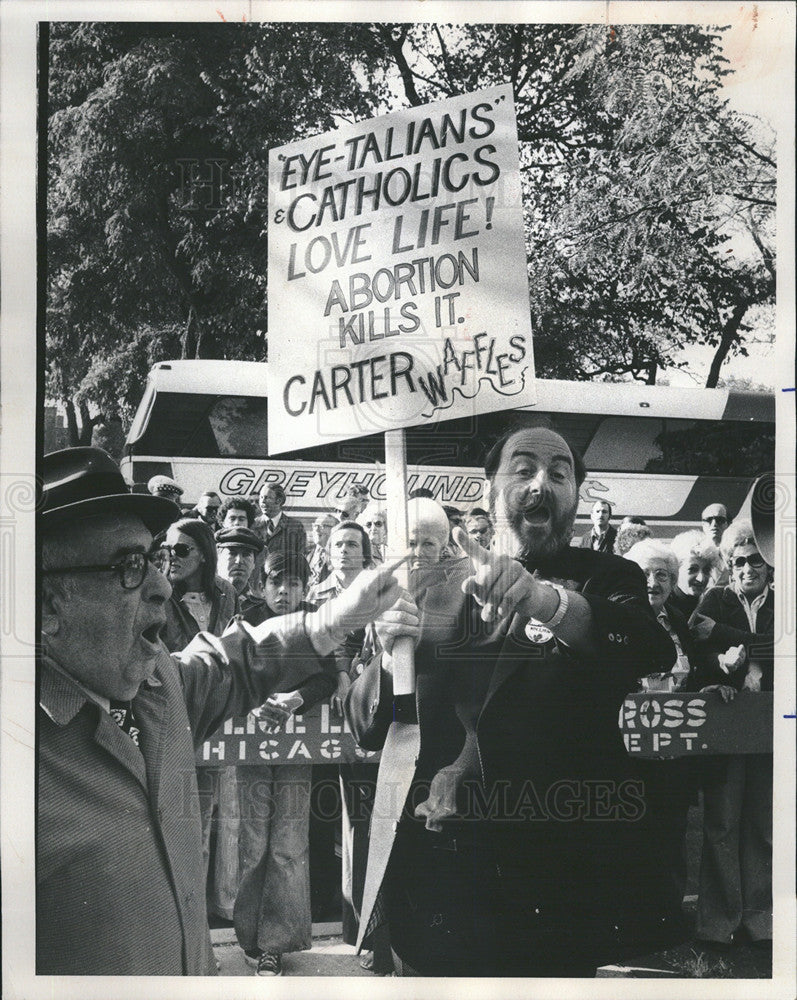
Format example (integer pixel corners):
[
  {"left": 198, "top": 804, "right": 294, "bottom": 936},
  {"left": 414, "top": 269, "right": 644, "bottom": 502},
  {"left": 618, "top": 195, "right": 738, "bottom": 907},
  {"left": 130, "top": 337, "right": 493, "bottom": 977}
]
[{"left": 346, "top": 426, "right": 680, "bottom": 978}]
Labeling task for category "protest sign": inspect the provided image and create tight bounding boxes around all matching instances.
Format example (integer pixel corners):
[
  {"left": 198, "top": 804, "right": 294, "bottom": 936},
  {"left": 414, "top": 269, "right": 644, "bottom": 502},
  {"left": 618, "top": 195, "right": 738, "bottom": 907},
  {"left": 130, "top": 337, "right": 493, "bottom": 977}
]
[
  {"left": 620, "top": 691, "right": 773, "bottom": 758},
  {"left": 196, "top": 704, "right": 380, "bottom": 766},
  {"left": 268, "top": 84, "right": 535, "bottom": 454}
]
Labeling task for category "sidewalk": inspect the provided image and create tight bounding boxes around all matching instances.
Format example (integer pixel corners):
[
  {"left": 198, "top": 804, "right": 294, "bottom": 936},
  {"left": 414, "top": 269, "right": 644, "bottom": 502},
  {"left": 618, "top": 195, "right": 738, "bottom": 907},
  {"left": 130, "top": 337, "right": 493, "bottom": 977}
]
[
  {"left": 212, "top": 925, "right": 375, "bottom": 977},
  {"left": 212, "top": 921, "right": 772, "bottom": 979}
]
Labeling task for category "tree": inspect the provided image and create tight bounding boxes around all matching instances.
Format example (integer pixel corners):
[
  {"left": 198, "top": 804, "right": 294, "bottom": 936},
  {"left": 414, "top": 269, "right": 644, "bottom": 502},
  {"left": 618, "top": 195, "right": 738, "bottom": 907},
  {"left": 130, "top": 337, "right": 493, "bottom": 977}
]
[
  {"left": 46, "top": 22, "right": 379, "bottom": 440},
  {"left": 46, "top": 21, "right": 776, "bottom": 443},
  {"left": 368, "top": 22, "right": 776, "bottom": 385}
]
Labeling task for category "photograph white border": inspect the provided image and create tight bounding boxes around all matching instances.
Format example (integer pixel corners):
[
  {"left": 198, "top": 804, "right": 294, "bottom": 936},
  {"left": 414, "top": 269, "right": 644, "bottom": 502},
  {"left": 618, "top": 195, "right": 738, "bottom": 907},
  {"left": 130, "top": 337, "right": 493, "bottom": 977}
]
[{"left": 1, "top": 3, "right": 794, "bottom": 998}]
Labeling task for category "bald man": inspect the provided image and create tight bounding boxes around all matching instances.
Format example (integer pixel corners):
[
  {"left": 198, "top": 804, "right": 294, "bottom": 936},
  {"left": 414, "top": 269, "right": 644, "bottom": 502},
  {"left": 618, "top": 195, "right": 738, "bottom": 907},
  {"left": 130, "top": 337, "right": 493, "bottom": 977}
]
[
  {"left": 701, "top": 503, "right": 729, "bottom": 546},
  {"left": 701, "top": 503, "right": 731, "bottom": 585}
]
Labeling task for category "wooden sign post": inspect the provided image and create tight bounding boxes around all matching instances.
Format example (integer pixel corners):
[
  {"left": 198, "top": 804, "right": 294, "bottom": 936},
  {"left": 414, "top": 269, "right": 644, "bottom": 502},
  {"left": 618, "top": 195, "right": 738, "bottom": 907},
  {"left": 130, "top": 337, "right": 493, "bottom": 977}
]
[{"left": 384, "top": 427, "right": 414, "bottom": 693}]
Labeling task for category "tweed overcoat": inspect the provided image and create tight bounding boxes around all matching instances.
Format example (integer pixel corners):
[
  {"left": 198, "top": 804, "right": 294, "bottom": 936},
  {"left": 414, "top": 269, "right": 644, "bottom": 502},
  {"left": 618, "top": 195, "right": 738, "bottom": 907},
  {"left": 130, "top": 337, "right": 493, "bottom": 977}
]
[{"left": 37, "top": 621, "right": 325, "bottom": 975}]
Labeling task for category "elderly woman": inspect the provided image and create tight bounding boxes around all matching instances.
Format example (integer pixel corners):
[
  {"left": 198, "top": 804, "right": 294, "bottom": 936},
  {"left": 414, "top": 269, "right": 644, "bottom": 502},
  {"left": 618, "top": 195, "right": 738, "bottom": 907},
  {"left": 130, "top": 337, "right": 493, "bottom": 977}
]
[
  {"left": 668, "top": 530, "right": 722, "bottom": 619},
  {"left": 624, "top": 538, "right": 695, "bottom": 691},
  {"left": 691, "top": 519, "right": 773, "bottom": 949},
  {"left": 358, "top": 503, "right": 388, "bottom": 565}
]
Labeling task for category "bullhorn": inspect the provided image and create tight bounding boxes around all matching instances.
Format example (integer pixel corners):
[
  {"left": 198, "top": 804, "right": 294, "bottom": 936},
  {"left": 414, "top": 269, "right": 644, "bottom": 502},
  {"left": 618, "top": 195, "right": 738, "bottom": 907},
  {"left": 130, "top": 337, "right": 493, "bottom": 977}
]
[{"left": 736, "top": 472, "right": 775, "bottom": 568}]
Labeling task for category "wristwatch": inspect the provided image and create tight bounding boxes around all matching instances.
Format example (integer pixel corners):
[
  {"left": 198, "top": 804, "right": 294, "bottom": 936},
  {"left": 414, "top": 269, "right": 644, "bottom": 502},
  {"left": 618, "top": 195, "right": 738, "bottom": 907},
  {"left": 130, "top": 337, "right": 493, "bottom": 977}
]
[
  {"left": 524, "top": 584, "right": 569, "bottom": 644},
  {"left": 538, "top": 583, "right": 569, "bottom": 628}
]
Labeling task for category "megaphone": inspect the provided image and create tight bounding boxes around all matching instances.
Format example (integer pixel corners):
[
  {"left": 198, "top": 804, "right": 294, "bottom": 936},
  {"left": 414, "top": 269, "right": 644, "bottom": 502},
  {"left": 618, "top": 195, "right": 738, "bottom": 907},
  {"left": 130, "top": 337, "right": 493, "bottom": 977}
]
[{"left": 736, "top": 472, "right": 775, "bottom": 568}]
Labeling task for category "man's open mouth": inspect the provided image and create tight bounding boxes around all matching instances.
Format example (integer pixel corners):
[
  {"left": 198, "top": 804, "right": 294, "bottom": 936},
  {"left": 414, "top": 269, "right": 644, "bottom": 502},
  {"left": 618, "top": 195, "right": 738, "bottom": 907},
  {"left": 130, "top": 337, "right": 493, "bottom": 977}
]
[
  {"left": 140, "top": 621, "right": 165, "bottom": 650},
  {"left": 523, "top": 504, "right": 550, "bottom": 526}
]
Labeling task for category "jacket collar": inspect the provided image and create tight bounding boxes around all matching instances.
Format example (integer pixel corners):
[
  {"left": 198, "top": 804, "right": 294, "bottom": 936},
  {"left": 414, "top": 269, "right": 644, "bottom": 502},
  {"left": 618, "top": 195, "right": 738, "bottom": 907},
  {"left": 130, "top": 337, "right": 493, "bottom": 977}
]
[
  {"left": 40, "top": 652, "right": 167, "bottom": 792},
  {"left": 40, "top": 653, "right": 162, "bottom": 726},
  {"left": 40, "top": 656, "right": 95, "bottom": 725},
  {"left": 720, "top": 583, "right": 772, "bottom": 606}
]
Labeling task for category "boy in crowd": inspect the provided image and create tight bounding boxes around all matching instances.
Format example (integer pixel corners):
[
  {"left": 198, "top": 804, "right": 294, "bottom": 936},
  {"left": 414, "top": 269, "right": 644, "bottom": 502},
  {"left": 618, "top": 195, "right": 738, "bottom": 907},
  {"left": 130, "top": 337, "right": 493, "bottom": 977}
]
[{"left": 234, "top": 552, "right": 336, "bottom": 976}]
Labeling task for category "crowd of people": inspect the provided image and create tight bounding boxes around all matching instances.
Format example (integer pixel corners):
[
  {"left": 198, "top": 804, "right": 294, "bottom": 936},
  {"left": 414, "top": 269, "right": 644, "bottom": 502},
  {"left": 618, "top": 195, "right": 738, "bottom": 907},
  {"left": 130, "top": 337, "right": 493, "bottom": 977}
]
[{"left": 37, "top": 431, "right": 774, "bottom": 977}]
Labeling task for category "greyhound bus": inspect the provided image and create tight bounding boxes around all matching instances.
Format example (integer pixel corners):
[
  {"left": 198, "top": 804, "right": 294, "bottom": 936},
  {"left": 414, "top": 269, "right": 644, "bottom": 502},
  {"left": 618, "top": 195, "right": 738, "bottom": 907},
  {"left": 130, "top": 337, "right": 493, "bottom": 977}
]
[{"left": 120, "top": 360, "right": 775, "bottom": 539}]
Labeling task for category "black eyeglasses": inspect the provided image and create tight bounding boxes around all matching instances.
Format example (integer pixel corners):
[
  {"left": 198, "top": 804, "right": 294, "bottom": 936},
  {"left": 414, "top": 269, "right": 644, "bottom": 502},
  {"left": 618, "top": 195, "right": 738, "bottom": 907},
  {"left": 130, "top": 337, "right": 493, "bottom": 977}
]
[
  {"left": 166, "top": 543, "right": 196, "bottom": 558},
  {"left": 702, "top": 516, "right": 727, "bottom": 524},
  {"left": 43, "top": 552, "right": 150, "bottom": 590},
  {"left": 732, "top": 554, "right": 766, "bottom": 569}
]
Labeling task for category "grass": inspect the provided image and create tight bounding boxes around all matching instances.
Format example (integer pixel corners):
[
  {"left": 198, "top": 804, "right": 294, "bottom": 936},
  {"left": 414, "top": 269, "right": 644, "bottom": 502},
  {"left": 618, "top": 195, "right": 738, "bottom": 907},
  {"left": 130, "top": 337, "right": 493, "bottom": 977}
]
[{"left": 665, "top": 947, "right": 734, "bottom": 979}]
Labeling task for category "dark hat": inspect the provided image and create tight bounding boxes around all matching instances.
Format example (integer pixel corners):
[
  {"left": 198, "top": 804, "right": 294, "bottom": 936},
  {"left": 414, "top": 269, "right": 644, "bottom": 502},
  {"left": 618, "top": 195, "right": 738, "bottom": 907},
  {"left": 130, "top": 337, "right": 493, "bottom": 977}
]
[
  {"left": 263, "top": 550, "right": 311, "bottom": 586},
  {"left": 442, "top": 505, "right": 464, "bottom": 518},
  {"left": 41, "top": 447, "right": 180, "bottom": 534},
  {"left": 215, "top": 527, "right": 264, "bottom": 553}
]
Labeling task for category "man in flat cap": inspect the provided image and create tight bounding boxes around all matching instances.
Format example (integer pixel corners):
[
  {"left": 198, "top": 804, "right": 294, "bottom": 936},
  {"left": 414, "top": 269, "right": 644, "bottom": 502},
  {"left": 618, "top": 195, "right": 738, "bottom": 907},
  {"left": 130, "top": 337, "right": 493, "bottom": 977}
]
[
  {"left": 37, "top": 447, "right": 413, "bottom": 976},
  {"left": 215, "top": 526, "right": 264, "bottom": 613}
]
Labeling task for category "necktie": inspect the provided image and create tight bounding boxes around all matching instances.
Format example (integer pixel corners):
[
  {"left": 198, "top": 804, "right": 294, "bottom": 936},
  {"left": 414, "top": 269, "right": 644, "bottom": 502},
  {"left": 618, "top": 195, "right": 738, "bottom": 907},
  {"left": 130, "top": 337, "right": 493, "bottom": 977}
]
[
  {"left": 266, "top": 518, "right": 274, "bottom": 537},
  {"left": 109, "top": 700, "right": 142, "bottom": 748},
  {"left": 656, "top": 612, "right": 690, "bottom": 689}
]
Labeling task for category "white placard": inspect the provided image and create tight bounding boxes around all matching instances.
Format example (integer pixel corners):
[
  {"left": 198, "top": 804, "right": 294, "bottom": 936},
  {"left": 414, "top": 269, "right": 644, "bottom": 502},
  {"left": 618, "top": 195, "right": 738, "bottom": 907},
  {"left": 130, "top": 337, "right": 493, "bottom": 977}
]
[{"left": 268, "top": 84, "right": 535, "bottom": 453}]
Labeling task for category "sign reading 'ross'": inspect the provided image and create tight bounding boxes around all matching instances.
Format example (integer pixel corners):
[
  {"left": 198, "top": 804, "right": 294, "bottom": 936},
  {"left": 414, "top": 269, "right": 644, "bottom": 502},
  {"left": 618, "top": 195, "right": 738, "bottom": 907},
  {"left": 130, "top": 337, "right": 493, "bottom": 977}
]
[
  {"left": 619, "top": 691, "right": 773, "bottom": 758},
  {"left": 267, "top": 85, "right": 535, "bottom": 454}
]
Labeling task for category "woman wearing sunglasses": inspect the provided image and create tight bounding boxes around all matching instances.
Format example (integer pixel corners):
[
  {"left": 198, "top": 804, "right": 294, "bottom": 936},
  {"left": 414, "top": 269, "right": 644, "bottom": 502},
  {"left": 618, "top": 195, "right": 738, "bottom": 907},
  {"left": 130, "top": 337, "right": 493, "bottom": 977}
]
[
  {"left": 691, "top": 519, "right": 774, "bottom": 951},
  {"left": 160, "top": 517, "right": 240, "bottom": 926},
  {"left": 161, "top": 518, "right": 238, "bottom": 649}
]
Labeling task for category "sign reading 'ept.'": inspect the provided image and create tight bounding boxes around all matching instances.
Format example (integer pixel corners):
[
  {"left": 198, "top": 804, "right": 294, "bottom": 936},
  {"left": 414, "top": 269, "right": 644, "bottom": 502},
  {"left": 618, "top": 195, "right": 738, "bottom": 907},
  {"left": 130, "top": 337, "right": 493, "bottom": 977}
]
[{"left": 268, "top": 85, "right": 535, "bottom": 454}]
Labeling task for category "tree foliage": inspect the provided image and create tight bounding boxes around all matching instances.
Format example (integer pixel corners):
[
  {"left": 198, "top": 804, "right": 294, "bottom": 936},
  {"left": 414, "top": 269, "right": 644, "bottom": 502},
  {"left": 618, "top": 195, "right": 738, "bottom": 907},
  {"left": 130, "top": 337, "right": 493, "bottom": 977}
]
[
  {"left": 46, "top": 20, "right": 776, "bottom": 444},
  {"left": 374, "top": 22, "right": 775, "bottom": 385},
  {"left": 46, "top": 22, "right": 380, "bottom": 436}
]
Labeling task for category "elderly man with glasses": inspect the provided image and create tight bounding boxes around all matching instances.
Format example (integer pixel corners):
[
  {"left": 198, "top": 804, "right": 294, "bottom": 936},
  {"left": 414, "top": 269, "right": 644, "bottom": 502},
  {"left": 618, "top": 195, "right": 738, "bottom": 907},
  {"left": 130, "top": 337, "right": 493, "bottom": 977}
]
[{"left": 37, "top": 447, "right": 412, "bottom": 976}]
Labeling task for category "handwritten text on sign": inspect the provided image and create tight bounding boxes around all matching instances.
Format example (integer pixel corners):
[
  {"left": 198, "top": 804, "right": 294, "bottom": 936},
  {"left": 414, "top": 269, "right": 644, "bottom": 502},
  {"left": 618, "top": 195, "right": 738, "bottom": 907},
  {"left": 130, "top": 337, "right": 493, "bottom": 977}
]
[
  {"left": 268, "top": 85, "right": 535, "bottom": 453},
  {"left": 197, "top": 704, "right": 380, "bottom": 766}
]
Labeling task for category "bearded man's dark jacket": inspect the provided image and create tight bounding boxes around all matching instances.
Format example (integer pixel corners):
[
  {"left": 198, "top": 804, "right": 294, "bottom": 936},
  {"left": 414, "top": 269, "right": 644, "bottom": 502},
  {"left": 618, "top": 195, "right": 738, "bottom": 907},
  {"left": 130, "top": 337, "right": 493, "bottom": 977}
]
[{"left": 345, "top": 545, "right": 681, "bottom": 970}]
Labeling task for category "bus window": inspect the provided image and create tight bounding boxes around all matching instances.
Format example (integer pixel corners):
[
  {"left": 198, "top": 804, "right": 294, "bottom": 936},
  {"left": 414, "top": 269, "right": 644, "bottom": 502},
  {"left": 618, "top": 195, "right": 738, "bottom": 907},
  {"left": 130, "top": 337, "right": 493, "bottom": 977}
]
[
  {"left": 646, "top": 421, "right": 774, "bottom": 477},
  {"left": 208, "top": 397, "right": 268, "bottom": 456},
  {"left": 136, "top": 393, "right": 220, "bottom": 457},
  {"left": 583, "top": 417, "right": 666, "bottom": 472}
]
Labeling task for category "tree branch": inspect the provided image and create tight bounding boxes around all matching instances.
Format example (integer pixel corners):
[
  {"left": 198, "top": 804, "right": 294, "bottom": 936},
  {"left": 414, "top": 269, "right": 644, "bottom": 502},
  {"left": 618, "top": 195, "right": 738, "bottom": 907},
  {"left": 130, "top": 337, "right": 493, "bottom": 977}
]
[
  {"left": 378, "top": 24, "right": 424, "bottom": 106},
  {"left": 432, "top": 24, "right": 456, "bottom": 93},
  {"left": 705, "top": 300, "right": 749, "bottom": 388}
]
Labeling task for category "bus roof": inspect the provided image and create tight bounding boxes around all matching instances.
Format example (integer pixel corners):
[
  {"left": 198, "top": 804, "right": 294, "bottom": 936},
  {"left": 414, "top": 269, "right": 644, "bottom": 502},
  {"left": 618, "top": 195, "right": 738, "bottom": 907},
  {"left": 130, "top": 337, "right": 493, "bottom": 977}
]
[{"left": 140, "top": 360, "right": 774, "bottom": 423}]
